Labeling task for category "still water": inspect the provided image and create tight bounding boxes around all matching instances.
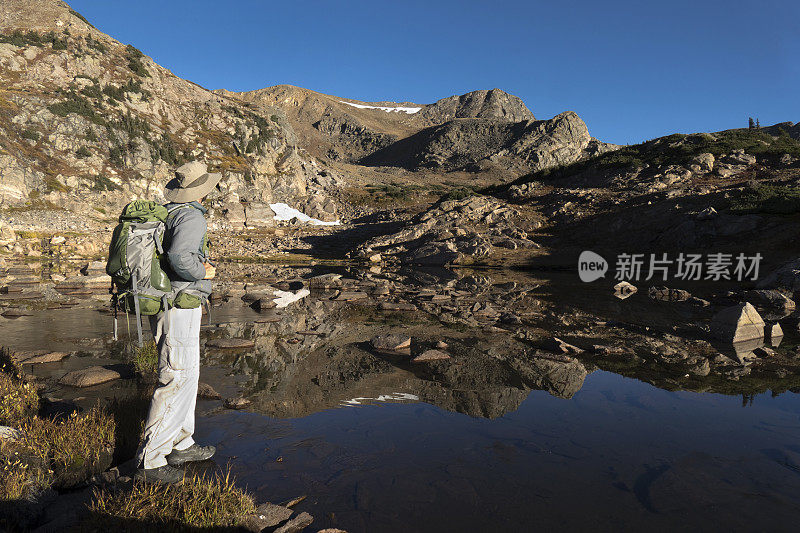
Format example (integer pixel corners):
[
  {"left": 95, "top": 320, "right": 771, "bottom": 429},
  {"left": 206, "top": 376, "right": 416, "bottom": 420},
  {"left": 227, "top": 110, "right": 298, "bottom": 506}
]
[
  {"left": 3, "top": 270, "right": 800, "bottom": 532},
  {"left": 203, "top": 371, "right": 800, "bottom": 532}
]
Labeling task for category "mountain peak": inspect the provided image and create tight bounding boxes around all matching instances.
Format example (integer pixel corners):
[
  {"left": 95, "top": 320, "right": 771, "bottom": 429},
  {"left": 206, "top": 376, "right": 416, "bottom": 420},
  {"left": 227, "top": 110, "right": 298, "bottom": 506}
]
[{"left": 417, "top": 89, "right": 535, "bottom": 124}]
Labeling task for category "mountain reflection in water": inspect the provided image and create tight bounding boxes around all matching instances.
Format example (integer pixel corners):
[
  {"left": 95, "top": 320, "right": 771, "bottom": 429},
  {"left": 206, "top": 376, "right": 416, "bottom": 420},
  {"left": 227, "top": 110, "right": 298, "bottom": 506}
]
[{"left": 4, "top": 266, "right": 800, "bottom": 532}]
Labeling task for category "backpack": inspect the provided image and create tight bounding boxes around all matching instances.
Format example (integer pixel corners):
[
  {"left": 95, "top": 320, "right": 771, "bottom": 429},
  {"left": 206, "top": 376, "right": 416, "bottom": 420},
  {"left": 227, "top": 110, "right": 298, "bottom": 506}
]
[{"left": 106, "top": 200, "right": 174, "bottom": 346}]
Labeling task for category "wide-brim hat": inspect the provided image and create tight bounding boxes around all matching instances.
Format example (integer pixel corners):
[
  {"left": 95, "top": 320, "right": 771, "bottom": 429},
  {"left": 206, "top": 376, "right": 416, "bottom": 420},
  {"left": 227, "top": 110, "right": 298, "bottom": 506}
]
[{"left": 163, "top": 161, "right": 222, "bottom": 203}]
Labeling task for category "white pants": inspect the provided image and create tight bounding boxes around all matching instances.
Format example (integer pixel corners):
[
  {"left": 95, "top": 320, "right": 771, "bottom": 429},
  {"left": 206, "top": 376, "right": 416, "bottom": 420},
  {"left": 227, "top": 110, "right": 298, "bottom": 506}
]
[{"left": 136, "top": 306, "right": 202, "bottom": 469}]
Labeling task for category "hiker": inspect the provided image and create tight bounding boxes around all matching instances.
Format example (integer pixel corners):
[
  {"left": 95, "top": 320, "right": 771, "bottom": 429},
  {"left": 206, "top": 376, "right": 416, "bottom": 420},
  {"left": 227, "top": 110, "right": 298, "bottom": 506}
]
[{"left": 134, "top": 161, "right": 221, "bottom": 484}]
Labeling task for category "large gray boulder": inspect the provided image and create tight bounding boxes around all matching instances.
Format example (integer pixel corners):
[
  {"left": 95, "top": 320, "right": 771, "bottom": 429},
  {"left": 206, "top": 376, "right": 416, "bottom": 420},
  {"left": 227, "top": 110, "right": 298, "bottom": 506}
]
[
  {"left": 710, "top": 302, "right": 765, "bottom": 343},
  {"left": 59, "top": 366, "right": 122, "bottom": 387}
]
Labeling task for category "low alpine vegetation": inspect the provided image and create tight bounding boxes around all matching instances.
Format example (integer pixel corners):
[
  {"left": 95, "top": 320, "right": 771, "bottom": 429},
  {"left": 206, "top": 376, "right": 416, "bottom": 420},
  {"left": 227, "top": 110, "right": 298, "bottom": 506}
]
[{"left": 88, "top": 469, "right": 256, "bottom": 530}]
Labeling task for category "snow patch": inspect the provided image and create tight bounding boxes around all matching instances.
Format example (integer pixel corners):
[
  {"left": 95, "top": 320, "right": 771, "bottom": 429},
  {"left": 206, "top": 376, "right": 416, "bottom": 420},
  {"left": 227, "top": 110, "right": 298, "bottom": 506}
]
[
  {"left": 339, "top": 101, "right": 422, "bottom": 114},
  {"left": 342, "top": 393, "right": 420, "bottom": 406},
  {"left": 272, "top": 288, "right": 310, "bottom": 308},
  {"left": 269, "top": 203, "right": 340, "bottom": 226}
]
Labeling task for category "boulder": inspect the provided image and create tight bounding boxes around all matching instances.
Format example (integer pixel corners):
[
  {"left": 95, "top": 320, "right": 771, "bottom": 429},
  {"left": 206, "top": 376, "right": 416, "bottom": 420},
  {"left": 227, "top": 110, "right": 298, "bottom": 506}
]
[
  {"left": 722, "top": 149, "right": 756, "bottom": 166},
  {"left": 244, "top": 203, "right": 276, "bottom": 228},
  {"left": 768, "top": 323, "right": 784, "bottom": 347},
  {"left": 648, "top": 287, "right": 691, "bottom": 302},
  {"left": 274, "top": 512, "right": 314, "bottom": 533},
  {"left": 710, "top": 302, "right": 764, "bottom": 343},
  {"left": 405, "top": 241, "right": 462, "bottom": 266},
  {"left": 239, "top": 502, "right": 294, "bottom": 532},
  {"left": 0, "top": 425, "right": 23, "bottom": 441},
  {"left": 744, "top": 289, "right": 795, "bottom": 313},
  {"left": 224, "top": 397, "right": 251, "bottom": 410},
  {"left": 254, "top": 297, "right": 277, "bottom": 311},
  {"left": 370, "top": 334, "right": 412, "bottom": 352},
  {"left": 197, "top": 382, "right": 222, "bottom": 400},
  {"left": 696, "top": 207, "right": 717, "bottom": 220},
  {"left": 613, "top": 281, "right": 637, "bottom": 299},
  {"left": 690, "top": 152, "right": 715, "bottom": 173},
  {"left": 16, "top": 351, "right": 69, "bottom": 364},
  {"left": 308, "top": 273, "right": 342, "bottom": 289},
  {"left": 59, "top": 366, "right": 121, "bottom": 387},
  {"left": 411, "top": 349, "right": 451, "bottom": 363}
]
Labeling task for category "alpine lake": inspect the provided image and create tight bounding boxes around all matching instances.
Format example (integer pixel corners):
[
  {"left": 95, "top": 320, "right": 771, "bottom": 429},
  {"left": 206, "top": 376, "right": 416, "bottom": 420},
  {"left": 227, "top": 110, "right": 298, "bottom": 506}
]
[{"left": 3, "top": 261, "right": 800, "bottom": 533}]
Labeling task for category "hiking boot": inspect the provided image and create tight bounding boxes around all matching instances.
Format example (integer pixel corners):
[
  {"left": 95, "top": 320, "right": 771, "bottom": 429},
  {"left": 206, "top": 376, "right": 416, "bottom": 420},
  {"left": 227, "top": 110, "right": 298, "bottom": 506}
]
[
  {"left": 134, "top": 464, "right": 183, "bottom": 484},
  {"left": 166, "top": 444, "right": 216, "bottom": 466}
]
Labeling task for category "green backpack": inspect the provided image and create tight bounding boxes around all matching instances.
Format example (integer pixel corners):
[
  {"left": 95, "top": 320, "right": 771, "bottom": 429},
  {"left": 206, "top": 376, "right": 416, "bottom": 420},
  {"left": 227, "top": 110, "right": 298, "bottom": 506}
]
[{"left": 106, "top": 200, "right": 176, "bottom": 346}]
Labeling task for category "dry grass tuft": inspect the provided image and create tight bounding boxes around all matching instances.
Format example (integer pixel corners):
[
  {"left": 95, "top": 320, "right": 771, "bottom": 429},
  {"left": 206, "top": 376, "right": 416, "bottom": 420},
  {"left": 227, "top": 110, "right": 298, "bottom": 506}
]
[
  {"left": 89, "top": 469, "right": 256, "bottom": 530},
  {"left": 14, "top": 408, "right": 115, "bottom": 489}
]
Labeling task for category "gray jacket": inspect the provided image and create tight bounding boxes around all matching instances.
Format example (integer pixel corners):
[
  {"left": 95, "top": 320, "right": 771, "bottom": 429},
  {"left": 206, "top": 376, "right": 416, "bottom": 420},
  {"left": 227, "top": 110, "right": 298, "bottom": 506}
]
[{"left": 163, "top": 202, "right": 212, "bottom": 297}]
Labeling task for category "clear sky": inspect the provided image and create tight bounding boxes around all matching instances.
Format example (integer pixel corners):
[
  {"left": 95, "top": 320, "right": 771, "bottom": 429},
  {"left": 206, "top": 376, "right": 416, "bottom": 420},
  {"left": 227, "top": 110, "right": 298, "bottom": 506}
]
[{"left": 67, "top": 0, "right": 799, "bottom": 145}]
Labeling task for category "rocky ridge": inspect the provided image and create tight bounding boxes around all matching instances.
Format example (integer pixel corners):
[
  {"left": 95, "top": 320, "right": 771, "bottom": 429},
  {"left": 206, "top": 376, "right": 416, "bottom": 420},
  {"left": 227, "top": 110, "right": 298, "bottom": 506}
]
[{"left": 0, "top": 0, "right": 341, "bottom": 225}]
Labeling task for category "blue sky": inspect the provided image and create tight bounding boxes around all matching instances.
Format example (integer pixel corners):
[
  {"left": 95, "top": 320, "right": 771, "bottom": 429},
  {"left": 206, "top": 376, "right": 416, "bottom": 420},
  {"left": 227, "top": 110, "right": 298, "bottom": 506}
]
[{"left": 68, "top": 0, "right": 799, "bottom": 145}]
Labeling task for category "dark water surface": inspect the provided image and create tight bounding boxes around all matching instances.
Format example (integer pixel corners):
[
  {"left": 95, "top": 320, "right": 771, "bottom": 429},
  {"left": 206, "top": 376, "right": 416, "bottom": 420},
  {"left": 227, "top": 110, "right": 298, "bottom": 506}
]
[
  {"left": 3, "top": 271, "right": 800, "bottom": 532},
  {"left": 202, "top": 372, "right": 800, "bottom": 532}
]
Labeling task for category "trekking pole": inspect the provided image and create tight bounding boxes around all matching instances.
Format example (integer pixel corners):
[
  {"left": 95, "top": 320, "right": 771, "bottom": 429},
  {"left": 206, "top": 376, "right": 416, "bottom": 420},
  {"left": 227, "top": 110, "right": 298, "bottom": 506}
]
[
  {"left": 130, "top": 271, "right": 144, "bottom": 348},
  {"left": 109, "top": 283, "right": 118, "bottom": 341}
]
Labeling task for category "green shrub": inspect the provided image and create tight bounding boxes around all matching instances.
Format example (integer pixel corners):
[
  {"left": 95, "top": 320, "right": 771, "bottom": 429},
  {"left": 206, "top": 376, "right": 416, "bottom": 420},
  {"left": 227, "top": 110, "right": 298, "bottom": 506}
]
[
  {"left": 103, "top": 84, "right": 125, "bottom": 101},
  {"left": 152, "top": 132, "right": 184, "bottom": 165},
  {"left": 85, "top": 36, "right": 106, "bottom": 53},
  {"left": 0, "top": 30, "right": 64, "bottom": 49},
  {"left": 75, "top": 146, "right": 91, "bottom": 158},
  {"left": 92, "top": 174, "right": 119, "bottom": 192},
  {"left": 131, "top": 341, "right": 157, "bottom": 376},
  {"left": 47, "top": 92, "right": 105, "bottom": 126},
  {"left": 109, "top": 144, "right": 125, "bottom": 166},
  {"left": 442, "top": 187, "right": 476, "bottom": 201},
  {"left": 126, "top": 44, "right": 150, "bottom": 77},
  {"left": 86, "top": 128, "right": 99, "bottom": 142},
  {"left": 20, "top": 128, "right": 40, "bottom": 141},
  {"left": 0, "top": 30, "right": 33, "bottom": 47},
  {"left": 728, "top": 184, "right": 800, "bottom": 215},
  {"left": 69, "top": 8, "right": 95, "bottom": 29},
  {"left": 81, "top": 83, "right": 103, "bottom": 100}
]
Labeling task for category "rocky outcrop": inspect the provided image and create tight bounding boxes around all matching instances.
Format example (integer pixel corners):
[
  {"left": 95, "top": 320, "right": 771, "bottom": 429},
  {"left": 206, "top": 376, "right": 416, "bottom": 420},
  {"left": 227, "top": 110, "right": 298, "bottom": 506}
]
[
  {"left": 362, "top": 111, "right": 611, "bottom": 173},
  {"left": 354, "top": 195, "right": 538, "bottom": 265},
  {"left": 0, "top": 0, "right": 338, "bottom": 225},
  {"left": 415, "top": 88, "right": 535, "bottom": 124},
  {"left": 219, "top": 85, "right": 602, "bottom": 173}
]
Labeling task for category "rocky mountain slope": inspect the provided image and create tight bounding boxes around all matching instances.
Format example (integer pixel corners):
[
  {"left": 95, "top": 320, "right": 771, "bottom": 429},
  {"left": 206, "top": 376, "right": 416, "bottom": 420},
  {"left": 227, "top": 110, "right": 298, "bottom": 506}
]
[
  {"left": 217, "top": 85, "right": 614, "bottom": 176},
  {"left": 0, "top": 0, "right": 340, "bottom": 226},
  {"left": 213, "top": 85, "right": 537, "bottom": 164}
]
